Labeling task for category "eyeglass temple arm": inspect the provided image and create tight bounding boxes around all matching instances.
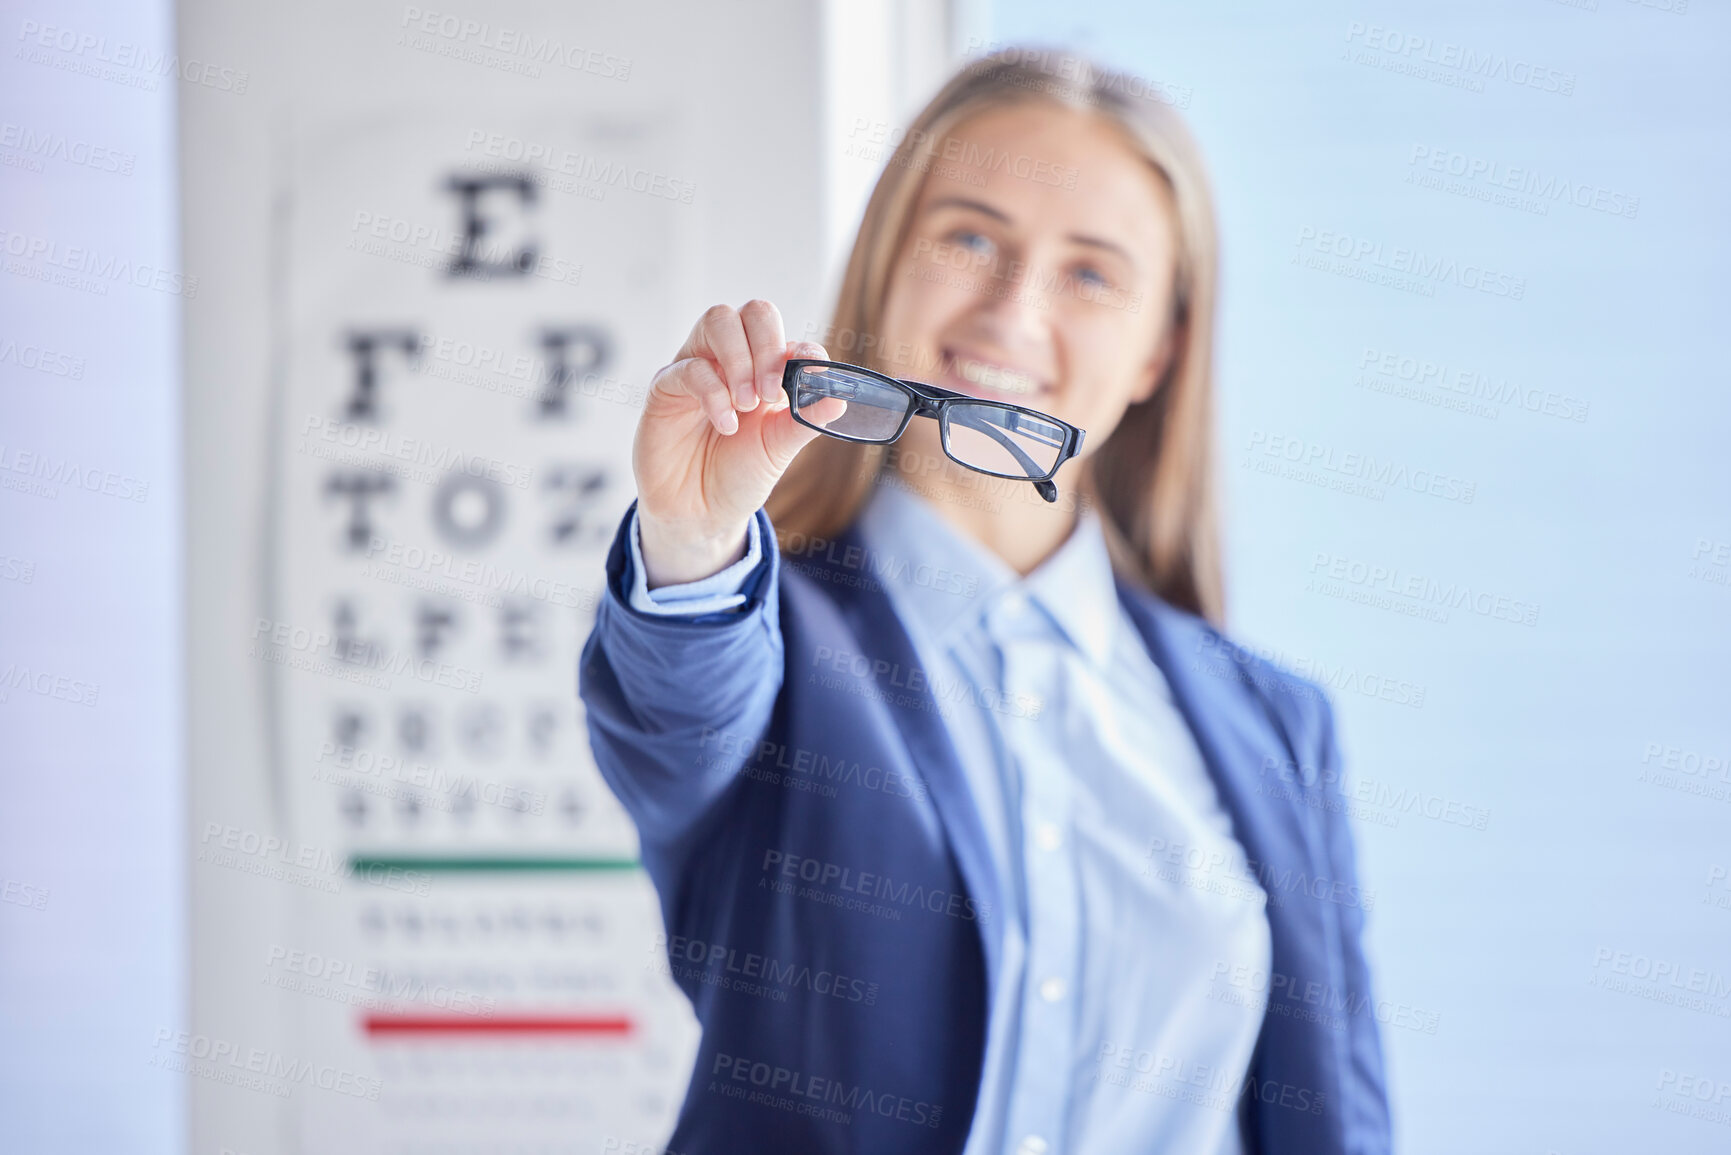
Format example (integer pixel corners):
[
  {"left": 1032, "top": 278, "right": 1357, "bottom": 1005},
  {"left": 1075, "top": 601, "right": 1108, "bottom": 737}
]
[
  {"left": 844, "top": 381, "right": 1069, "bottom": 500},
  {"left": 900, "top": 376, "right": 1074, "bottom": 451},
  {"left": 946, "top": 405, "right": 1067, "bottom": 504}
]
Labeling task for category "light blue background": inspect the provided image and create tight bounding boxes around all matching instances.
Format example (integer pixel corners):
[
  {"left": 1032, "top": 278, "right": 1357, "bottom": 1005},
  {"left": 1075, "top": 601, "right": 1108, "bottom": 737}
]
[
  {"left": 988, "top": 1, "right": 1731, "bottom": 1151},
  {"left": 0, "top": 0, "right": 184, "bottom": 1152}
]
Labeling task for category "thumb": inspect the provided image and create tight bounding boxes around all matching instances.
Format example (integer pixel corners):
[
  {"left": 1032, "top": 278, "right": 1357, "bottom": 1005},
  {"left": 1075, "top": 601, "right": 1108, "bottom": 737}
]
[
  {"left": 765, "top": 339, "right": 828, "bottom": 408},
  {"left": 760, "top": 395, "right": 840, "bottom": 473},
  {"left": 760, "top": 341, "right": 841, "bottom": 471},
  {"left": 761, "top": 341, "right": 834, "bottom": 471}
]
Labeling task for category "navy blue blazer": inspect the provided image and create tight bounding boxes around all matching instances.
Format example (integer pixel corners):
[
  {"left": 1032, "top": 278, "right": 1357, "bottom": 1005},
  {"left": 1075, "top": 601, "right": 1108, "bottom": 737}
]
[{"left": 579, "top": 501, "right": 1392, "bottom": 1154}]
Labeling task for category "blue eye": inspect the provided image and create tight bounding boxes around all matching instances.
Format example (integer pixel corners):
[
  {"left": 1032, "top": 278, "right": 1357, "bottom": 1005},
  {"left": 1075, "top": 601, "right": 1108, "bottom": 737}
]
[
  {"left": 1075, "top": 265, "right": 1110, "bottom": 289},
  {"left": 949, "top": 230, "right": 995, "bottom": 256}
]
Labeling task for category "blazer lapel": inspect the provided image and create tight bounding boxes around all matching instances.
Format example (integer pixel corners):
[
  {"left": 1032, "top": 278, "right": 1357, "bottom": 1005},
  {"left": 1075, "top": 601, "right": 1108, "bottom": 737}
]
[
  {"left": 1114, "top": 578, "right": 1332, "bottom": 923},
  {"left": 1118, "top": 579, "right": 1345, "bottom": 1154},
  {"left": 783, "top": 521, "right": 1008, "bottom": 995}
]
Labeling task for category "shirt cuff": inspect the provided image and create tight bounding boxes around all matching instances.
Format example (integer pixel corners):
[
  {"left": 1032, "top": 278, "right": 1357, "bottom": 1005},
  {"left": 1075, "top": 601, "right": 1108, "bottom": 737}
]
[{"left": 625, "top": 508, "right": 763, "bottom": 616}]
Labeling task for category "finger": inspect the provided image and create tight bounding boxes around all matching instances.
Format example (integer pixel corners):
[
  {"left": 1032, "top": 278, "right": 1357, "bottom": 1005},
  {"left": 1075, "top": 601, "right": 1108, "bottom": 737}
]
[
  {"left": 761, "top": 394, "right": 845, "bottom": 471},
  {"left": 654, "top": 356, "right": 738, "bottom": 435},
  {"left": 738, "top": 300, "right": 785, "bottom": 410},
  {"left": 690, "top": 304, "right": 757, "bottom": 413},
  {"left": 768, "top": 339, "right": 830, "bottom": 409}
]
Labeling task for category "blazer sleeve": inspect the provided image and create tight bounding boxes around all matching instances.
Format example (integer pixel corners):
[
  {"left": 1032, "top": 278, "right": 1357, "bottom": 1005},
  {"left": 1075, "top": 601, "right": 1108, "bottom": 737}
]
[
  {"left": 1313, "top": 693, "right": 1395, "bottom": 1154},
  {"left": 577, "top": 500, "right": 784, "bottom": 863}
]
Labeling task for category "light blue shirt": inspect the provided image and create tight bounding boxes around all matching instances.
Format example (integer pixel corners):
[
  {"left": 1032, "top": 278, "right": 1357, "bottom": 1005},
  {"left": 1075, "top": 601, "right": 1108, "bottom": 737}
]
[{"left": 627, "top": 477, "right": 1273, "bottom": 1155}]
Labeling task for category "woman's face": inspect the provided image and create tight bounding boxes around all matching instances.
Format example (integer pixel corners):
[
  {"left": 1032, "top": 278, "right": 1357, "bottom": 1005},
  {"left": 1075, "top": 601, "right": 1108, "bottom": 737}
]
[{"left": 876, "top": 101, "right": 1181, "bottom": 474}]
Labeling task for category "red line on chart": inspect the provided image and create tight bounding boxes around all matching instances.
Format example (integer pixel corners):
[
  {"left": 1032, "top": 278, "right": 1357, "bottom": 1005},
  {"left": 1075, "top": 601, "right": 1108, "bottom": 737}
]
[{"left": 363, "top": 1013, "right": 635, "bottom": 1036}]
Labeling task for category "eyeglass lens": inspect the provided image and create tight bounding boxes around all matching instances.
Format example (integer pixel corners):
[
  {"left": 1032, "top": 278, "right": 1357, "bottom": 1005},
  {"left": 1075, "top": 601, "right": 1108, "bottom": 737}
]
[
  {"left": 791, "top": 364, "right": 913, "bottom": 441},
  {"left": 944, "top": 402, "right": 1065, "bottom": 480}
]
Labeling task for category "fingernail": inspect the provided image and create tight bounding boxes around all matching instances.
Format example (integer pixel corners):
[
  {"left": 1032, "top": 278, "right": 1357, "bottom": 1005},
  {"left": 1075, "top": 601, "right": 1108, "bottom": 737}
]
[{"left": 720, "top": 410, "right": 739, "bottom": 434}]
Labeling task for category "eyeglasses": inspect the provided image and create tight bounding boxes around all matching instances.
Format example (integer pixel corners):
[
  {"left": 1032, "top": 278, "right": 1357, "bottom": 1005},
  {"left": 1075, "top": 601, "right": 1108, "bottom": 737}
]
[{"left": 781, "top": 358, "right": 1086, "bottom": 503}]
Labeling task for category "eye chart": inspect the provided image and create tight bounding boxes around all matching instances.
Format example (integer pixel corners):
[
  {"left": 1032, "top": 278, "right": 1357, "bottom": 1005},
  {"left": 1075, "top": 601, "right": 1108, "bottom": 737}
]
[{"left": 264, "top": 107, "right": 699, "bottom": 1153}]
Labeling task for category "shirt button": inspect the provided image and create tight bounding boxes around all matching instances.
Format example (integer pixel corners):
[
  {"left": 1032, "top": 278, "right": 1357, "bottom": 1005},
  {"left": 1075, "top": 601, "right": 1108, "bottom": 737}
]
[
  {"left": 1000, "top": 589, "right": 1030, "bottom": 617},
  {"left": 1039, "top": 976, "right": 1066, "bottom": 1002},
  {"left": 1016, "top": 1136, "right": 1049, "bottom": 1155},
  {"left": 1034, "top": 821, "right": 1062, "bottom": 851}
]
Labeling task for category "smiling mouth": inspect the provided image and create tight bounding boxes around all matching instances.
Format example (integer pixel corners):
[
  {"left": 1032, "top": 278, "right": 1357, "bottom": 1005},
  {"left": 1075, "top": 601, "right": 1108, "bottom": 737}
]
[{"left": 942, "top": 350, "right": 1048, "bottom": 400}]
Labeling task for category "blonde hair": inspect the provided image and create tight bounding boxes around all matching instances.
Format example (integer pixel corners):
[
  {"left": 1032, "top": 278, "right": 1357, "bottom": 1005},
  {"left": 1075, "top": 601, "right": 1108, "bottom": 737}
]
[{"left": 767, "top": 46, "right": 1225, "bottom": 624}]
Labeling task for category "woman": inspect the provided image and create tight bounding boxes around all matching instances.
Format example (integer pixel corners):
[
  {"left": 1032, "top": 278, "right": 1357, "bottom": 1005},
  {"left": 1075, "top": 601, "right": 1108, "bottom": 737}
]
[{"left": 579, "top": 48, "right": 1391, "bottom": 1155}]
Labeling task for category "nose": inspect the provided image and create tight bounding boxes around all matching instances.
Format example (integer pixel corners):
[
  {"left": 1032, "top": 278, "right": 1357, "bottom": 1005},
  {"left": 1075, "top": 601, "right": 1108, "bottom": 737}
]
[{"left": 970, "top": 254, "right": 1054, "bottom": 350}]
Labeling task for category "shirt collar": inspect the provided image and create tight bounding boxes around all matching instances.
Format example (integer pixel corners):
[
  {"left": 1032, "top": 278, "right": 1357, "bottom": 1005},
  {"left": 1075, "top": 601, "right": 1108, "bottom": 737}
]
[{"left": 854, "top": 474, "right": 1119, "bottom": 669}]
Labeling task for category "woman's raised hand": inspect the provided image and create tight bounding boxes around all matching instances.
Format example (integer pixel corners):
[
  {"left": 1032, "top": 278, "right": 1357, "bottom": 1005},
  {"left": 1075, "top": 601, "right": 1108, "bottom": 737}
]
[{"left": 632, "top": 300, "right": 845, "bottom": 588}]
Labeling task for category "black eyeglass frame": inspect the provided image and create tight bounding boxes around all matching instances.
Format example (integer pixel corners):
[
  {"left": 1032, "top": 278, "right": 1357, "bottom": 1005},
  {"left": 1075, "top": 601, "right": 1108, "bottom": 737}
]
[{"left": 780, "top": 358, "right": 1087, "bottom": 504}]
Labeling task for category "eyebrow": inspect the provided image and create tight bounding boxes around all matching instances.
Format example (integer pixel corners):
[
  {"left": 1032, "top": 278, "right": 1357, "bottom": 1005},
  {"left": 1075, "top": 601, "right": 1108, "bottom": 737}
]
[{"left": 924, "top": 196, "right": 1138, "bottom": 268}]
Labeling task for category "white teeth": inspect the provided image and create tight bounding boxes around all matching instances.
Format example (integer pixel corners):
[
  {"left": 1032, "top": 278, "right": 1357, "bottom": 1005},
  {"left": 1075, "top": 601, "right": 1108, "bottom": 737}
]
[{"left": 955, "top": 356, "right": 1038, "bottom": 395}]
